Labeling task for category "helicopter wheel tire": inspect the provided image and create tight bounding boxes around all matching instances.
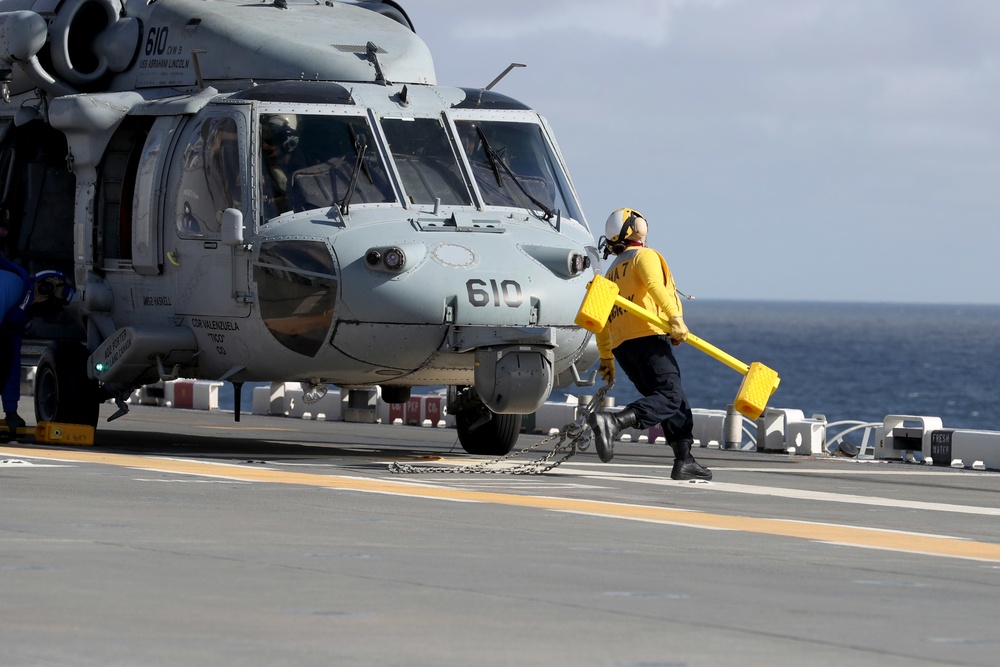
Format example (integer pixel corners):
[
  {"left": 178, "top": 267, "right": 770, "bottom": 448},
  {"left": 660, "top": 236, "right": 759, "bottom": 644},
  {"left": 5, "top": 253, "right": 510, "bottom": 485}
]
[
  {"left": 456, "top": 408, "right": 522, "bottom": 456},
  {"left": 34, "top": 342, "right": 101, "bottom": 428}
]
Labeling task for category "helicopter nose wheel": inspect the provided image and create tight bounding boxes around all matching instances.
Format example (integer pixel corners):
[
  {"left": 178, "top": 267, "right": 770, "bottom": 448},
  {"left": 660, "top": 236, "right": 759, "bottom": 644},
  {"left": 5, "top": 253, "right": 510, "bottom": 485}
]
[
  {"left": 450, "top": 386, "right": 523, "bottom": 456},
  {"left": 34, "top": 342, "right": 102, "bottom": 427}
]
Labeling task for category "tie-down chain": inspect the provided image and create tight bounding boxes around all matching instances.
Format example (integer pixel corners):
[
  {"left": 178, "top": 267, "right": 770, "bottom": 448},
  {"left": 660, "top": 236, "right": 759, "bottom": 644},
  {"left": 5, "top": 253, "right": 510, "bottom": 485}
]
[{"left": 388, "top": 383, "right": 613, "bottom": 475}]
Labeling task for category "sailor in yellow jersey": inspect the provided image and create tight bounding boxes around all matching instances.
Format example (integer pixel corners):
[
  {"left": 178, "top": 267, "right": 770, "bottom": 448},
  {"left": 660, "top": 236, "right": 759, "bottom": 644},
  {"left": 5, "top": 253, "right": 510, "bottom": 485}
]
[{"left": 587, "top": 208, "right": 712, "bottom": 480}]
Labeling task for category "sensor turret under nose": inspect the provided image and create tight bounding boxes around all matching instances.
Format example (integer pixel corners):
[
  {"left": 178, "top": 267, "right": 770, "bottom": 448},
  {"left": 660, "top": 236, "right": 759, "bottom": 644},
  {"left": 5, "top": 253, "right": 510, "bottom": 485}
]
[{"left": 474, "top": 345, "right": 554, "bottom": 414}]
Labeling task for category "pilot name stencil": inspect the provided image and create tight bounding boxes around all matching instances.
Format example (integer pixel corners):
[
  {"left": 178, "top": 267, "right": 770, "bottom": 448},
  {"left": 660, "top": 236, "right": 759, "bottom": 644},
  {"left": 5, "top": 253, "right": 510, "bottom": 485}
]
[
  {"left": 191, "top": 319, "right": 241, "bottom": 332},
  {"left": 191, "top": 319, "right": 240, "bottom": 357}
]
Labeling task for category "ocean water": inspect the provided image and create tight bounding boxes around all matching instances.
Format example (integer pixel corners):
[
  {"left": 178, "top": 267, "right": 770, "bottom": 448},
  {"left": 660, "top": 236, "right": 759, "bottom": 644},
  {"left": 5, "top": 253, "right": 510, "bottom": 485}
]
[
  {"left": 592, "top": 301, "right": 1000, "bottom": 432},
  {"left": 219, "top": 301, "right": 1000, "bottom": 433}
]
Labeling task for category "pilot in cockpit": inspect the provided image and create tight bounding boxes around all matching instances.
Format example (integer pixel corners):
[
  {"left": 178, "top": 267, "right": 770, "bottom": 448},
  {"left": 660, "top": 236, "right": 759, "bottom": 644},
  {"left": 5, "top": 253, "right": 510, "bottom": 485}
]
[
  {"left": 260, "top": 114, "right": 300, "bottom": 217},
  {"left": 287, "top": 118, "right": 393, "bottom": 212}
]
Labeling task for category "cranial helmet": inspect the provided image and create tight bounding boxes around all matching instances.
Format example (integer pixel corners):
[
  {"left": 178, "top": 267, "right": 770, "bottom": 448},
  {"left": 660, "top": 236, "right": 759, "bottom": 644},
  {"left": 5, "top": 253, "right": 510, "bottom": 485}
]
[
  {"left": 600, "top": 208, "right": 645, "bottom": 259},
  {"left": 262, "top": 114, "right": 300, "bottom": 153},
  {"left": 604, "top": 208, "right": 644, "bottom": 243},
  {"left": 28, "top": 270, "right": 74, "bottom": 318},
  {"left": 33, "top": 270, "right": 75, "bottom": 304}
]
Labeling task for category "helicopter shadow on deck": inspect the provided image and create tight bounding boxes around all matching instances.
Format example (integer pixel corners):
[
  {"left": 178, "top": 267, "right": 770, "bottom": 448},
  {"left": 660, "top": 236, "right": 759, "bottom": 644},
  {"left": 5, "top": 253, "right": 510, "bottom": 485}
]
[{"left": 70, "top": 419, "right": 470, "bottom": 468}]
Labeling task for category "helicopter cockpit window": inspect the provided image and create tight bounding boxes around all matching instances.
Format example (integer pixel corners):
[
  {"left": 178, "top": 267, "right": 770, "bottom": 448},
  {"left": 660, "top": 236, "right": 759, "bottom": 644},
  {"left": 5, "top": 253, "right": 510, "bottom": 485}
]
[
  {"left": 455, "top": 120, "right": 583, "bottom": 222},
  {"left": 379, "top": 117, "right": 471, "bottom": 206},
  {"left": 260, "top": 113, "right": 301, "bottom": 218},
  {"left": 282, "top": 115, "right": 395, "bottom": 213},
  {"left": 175, "top": 116, "right": 243, "bottom": 238}
]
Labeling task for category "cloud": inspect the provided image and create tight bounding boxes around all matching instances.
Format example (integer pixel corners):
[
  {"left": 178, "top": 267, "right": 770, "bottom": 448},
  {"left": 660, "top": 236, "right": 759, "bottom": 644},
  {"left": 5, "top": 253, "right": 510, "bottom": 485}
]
[
  {"left": 408, "top": 0, "right": 1000, "bottom": 302},
  {"left": 449, "top": 0, "right": 729, "bottom": 48}
]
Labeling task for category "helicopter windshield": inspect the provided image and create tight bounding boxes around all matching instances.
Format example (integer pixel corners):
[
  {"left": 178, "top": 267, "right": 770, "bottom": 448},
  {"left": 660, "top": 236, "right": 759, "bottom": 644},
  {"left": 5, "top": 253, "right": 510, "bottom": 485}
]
[
  {"left": 258, "top": 110, "right": 583, "bottom": 224},
  {"left": 380, "top": 117, "right": 472, "bottom": 206},
  {"left": 259, "top": 113, "right": 395, "bottom": 216},
  {"left": 454, "top": 119, "right": 583, "bottom": 222}
]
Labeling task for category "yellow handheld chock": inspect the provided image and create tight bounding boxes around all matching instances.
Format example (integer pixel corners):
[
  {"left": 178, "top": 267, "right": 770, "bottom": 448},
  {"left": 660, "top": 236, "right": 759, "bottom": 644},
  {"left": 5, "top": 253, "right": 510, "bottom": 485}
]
[
  {"left": 575, "top": 274, "right": 780, "bottom": 420},
  {"left": 34, "top": 422, "right": 96, "bottom": 446}
]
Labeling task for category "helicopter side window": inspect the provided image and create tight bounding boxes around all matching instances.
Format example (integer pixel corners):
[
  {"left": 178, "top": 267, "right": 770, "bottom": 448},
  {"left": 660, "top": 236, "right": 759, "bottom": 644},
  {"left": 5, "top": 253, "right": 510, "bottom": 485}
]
[
  {"left": 455, "top": 120, "right": 583, "bottom": 222},
  {"left": 286, "top": 116, "right": 395, "bottom": 212},
  {"left": 379, "top": 117, "right": 470, "bottom": 206},
  {"left": 254, "top": 239, "right": 338, "bottom": 357},
  {"left": 175, "top": 116, "right": 243, "bottom": 238}
]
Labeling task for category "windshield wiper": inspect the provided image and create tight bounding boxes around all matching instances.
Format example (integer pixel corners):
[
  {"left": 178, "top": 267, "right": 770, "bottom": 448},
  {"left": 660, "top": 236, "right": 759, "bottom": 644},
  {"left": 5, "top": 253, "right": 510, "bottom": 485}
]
[
  {"left": 477, "top": 126, "right": 504, "bottom": 188},
  {"left": 340, "top": 133, "right": 367, "bottom": 216},
  {"left": 475, "top": 127, "right": 554, "bottom": 220},
  {"left": 348, "top": 123, "right": 374, "bottom": 185}
]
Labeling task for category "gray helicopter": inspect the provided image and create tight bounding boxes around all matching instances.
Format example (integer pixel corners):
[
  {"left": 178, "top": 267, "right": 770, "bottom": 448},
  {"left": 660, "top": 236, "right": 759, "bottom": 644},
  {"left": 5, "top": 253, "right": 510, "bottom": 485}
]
[{"left": 0, "top": 0, "right": 599, "bottom": 454}]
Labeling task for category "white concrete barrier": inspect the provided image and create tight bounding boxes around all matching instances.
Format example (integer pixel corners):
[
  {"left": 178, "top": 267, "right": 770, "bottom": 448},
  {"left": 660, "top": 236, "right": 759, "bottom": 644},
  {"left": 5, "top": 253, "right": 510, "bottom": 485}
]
[
  {"left": 752, "top": 408, "right": 827, "bottom": 454},
  {"left": 533, "top": 397, "right": 579, "bottom": 434},
  {"left": 756, "top": 408, "right": 805, "bottom": 452},
  {"left": 282, "top": 386, "right": 306, "bottom": 417},
  {"left": 252, "top": 382, "right": 289, "bottom": 416},
  {"left": 787, "top": 418, "right": 827, "bottom": 455},
  {"left": 343, "top": 388, "right": 377, "bottom": 423},
  {"left": 137, "top": 381, "right": 165, "bottom": 406},
  {"left": 165, "top": 380, "right": 221, "bottom": 410},
  {"left": 301, "top": 389, "right": 342, "bottom": 421},
  {"left": 692, "top": 408, "right": 726, "bottom": 449},
  {"left": 873, "top": 415, "right": 1000, "bottom": 470},
  {"left": 875, "top": 415, "right": 944, "bottom": 462}
]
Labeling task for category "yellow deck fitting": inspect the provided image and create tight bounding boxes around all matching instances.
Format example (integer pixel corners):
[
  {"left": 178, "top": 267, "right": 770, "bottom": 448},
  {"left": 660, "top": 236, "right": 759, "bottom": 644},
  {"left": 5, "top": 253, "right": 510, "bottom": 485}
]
[{"left": 34, "top": 422, "right": 96, "bottom": 446}]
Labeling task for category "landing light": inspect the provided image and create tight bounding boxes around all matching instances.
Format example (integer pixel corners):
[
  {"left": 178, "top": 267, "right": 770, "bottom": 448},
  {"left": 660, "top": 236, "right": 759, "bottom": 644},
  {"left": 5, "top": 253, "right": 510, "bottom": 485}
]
[
  {"left": 365, "top": 246, "right": 407, "bottom": 272},
  {"left": 383, "top": 247, "right": 405, "bottom": 271},
  {"left": 301, "top": 382, "right": 328, "bottom": 404},
  {"left": 570, "top": 253, "right": 590, "bottom": 276}
]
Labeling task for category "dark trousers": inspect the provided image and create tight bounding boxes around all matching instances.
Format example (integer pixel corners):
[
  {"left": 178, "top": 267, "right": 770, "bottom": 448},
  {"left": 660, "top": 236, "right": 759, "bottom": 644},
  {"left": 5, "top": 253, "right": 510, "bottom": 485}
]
[
  {"left": 613, "top": 335, "right": 694, "bottom": 445},
  {"left": 0, "top": 329, "right": 17, "bottom": 414},
  {"left": 0, "top": 331, "right": 14, "bottom": 414}
]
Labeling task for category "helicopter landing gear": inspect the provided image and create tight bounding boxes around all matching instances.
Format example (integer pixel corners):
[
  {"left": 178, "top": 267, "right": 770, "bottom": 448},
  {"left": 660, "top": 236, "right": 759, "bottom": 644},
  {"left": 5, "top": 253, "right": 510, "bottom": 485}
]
[
  {"left": 34, "top": 341, "right": 102, "bottom": 427},
  {"left": 450, "top": 386, "right": 523, "bottom": 456}
]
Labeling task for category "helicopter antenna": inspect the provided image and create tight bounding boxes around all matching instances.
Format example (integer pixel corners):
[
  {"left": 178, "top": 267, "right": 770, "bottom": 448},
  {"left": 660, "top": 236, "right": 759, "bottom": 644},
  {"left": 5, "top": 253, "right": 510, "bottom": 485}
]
[
  {"left": 191, "top": 49, "right": 207, "bottom": 89},
  {"left": 484, "top": 63, "right": 525, "bottom": 91},
  {"left": 366, "top": 41, "right": 390, "bottom": 85}
]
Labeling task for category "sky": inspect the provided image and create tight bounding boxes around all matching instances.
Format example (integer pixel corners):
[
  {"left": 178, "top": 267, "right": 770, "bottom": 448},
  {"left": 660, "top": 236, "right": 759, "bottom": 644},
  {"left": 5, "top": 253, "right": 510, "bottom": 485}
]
[{"left": 399, "top": 0, "right": 1000, "bottom": 304}]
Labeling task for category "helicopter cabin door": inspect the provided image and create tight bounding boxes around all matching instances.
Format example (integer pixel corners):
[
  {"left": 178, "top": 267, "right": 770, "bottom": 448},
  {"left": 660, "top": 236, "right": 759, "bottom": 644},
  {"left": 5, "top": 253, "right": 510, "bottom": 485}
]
[{"left": 162, "top": 108, "right": 253, "bottom": 362}]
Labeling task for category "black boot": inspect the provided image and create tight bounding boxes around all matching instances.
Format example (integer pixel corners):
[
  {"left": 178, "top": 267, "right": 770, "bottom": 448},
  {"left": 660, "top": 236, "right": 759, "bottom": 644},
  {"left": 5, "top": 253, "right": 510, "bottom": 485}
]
[
  {"left": 587, "top": 408, "right": 638, "bottom": 463},
  {"left": 670, "top": 439, "right": 713, "bottom": 481},
  {"left": 4, "top": 411, "right": 24, "bottom": 440}
]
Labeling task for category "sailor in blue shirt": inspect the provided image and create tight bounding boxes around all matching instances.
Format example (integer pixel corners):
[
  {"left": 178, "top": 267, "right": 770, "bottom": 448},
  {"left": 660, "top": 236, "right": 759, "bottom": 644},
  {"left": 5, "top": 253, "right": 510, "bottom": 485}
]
[{"left": 0, "top": 257, "right": 75, "bottom": 437}]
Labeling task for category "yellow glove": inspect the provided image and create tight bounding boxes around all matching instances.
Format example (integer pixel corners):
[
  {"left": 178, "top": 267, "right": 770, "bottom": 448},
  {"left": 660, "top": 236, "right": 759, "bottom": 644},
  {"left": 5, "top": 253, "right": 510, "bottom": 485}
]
[
  {"left": 598, "top": 357, "right": 616, "bottom": 384},
  {"left": 668, "top": 316, "right": 689, "bottom": 345}
]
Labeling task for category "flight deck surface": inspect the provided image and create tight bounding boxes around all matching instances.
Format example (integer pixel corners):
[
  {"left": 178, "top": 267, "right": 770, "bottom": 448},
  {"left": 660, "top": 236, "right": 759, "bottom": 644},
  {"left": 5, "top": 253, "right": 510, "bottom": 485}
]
[{"left": 3, "top": 405, "right": 999, "bottom": 666}]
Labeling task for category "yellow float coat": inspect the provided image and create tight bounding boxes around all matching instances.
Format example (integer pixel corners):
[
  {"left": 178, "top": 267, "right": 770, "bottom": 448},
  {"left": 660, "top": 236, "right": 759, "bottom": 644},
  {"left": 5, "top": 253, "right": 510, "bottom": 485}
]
[{"left": 596, "top": 247, "right": 683, "bottom": 358}]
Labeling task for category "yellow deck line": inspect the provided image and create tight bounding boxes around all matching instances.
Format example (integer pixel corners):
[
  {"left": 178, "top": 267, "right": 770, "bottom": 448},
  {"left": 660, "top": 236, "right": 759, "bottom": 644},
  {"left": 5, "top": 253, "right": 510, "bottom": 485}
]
[{"left": 6, "top": 445, "right": 1000, "bottom": 563}]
